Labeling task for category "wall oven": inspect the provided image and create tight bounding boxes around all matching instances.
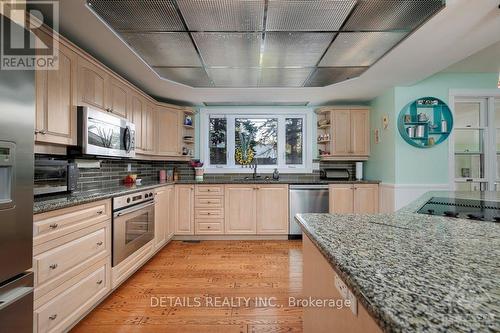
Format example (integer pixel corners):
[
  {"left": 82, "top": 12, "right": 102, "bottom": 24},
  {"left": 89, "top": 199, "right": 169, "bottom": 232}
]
[
  {"left": 112, "top": 190, "right": 155, "bottom": 266},
  {"left": 70, "top": 106, "right": 135, "bottom": 158}
]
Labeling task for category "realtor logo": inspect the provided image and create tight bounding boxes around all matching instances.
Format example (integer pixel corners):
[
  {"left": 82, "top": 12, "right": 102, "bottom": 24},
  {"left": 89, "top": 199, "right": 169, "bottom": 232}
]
[{"left": 0, "top": 0, "right": 59, "bottom": 70}]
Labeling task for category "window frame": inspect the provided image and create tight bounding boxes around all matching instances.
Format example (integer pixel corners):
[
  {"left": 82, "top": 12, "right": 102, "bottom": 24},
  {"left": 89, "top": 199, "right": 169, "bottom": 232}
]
[{"left": 200, "top": 108, "right": 313, "bottom": 173}]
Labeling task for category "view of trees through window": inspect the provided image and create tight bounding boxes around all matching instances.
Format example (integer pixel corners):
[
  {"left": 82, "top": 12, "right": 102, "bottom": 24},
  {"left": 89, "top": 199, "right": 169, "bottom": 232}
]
[
  {"left": 235, "top": 118, "right": 277, "bottom": 165},
  {"left": 209, "top": 117, "right": 227, "bottom": 165}
]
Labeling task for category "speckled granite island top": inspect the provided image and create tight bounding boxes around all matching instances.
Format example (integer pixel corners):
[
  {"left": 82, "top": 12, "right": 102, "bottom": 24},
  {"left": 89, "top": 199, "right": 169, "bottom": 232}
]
[{"left": 296, "top": 191, "right": 500, "bottom": 333}]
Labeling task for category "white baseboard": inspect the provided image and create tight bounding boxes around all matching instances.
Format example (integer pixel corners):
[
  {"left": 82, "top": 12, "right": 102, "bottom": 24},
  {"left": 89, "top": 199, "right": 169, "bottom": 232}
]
[{"left": 379, "top": 183, "right": 451, "bottom": 212}]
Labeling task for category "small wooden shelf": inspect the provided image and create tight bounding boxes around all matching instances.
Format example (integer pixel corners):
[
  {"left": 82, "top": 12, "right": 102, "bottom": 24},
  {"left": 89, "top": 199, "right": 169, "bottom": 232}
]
[
  {"left": 183, "top": 124, "right": 194, "bottom": 129},
  {"left": 183, "top": 140, "right": 195, "bottom": 144},
  {"left": 317, "top": 124, "right": 331, "bottom": 129},
  {"left": 317, "top": 140, "right": 331, "bottom": 144}
]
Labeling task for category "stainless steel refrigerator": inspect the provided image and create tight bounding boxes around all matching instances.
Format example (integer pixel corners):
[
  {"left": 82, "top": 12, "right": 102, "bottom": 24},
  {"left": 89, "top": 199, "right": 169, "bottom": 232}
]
[{"left": 0, "top": 59, "right": 35, "bottom": 331}]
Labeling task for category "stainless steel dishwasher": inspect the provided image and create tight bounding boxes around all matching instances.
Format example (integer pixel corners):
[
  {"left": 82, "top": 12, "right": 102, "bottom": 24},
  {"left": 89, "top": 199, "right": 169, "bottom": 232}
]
[{"left": 289, "top": 184, "right": 329, "bottom": 239}]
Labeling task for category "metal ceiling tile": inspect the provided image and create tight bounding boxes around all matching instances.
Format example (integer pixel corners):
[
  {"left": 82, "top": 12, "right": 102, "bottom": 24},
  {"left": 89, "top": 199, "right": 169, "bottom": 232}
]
[
  {"left": 259, "top": 68, "right": 313, "bottom": 87},
  {"left": 319, "top": 32, "right": 407, "bottom": 67},
  {"left": 192, "top": 33, "right": 262, "bottom": 67},
  {"left": 261, "top": 32, "right": 335, "bottom": 67},
  {"left": 176, "top": 0, "right": 265, "bottom": 31},
  {"left": 305, "top": 67, "right": 367, "bottom": 87},
  {"left": 344, "top": 0, "right": 445, "bottom": 31},
  {"left": 153, "top": 67, "right": 213, "bottom": 87},
  {"left": 87, "top": 0, "right": 185, "bottom": 31},
  {"left": 207, "top": 68, "right": 261, "bottom": 87},
  {"left": 120, "top": 32, "right": 201, "bottom": 67},
  {"left": 266, "top": 0, "right": 356, "bottom": 31}
]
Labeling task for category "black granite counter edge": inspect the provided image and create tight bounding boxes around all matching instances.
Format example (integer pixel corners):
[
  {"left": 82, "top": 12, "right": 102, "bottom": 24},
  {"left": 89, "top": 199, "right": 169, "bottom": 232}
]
[
  {"left": 295, "top": 215, "right": 394, "bottom": 333},
  {"left": 175, "top": 179, "right": 381, "bottom": 185}
]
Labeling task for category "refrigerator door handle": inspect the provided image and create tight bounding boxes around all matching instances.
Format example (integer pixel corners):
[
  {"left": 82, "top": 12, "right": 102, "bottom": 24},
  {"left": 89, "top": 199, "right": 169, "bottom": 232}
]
[{"left": 0, "top": 286, "right": 33, "bottom": 311}]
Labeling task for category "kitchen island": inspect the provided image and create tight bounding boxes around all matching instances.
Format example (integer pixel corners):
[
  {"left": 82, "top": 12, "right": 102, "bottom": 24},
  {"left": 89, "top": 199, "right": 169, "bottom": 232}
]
[{"left": 296, "top": 191, "right": 499, "bottom": 333}]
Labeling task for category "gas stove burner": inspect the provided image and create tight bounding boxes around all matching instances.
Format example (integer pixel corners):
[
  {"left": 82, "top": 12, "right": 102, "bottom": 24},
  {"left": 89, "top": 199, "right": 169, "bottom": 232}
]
[{"left": 417, "top": 197, "right": 500, "bottom": 223}]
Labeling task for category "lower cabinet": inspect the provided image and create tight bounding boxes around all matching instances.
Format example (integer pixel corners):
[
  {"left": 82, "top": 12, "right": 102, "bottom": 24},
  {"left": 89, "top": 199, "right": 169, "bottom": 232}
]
[
  {"left": 329, "top": 184, "right": 379, "bottom": 214},
  {"left": 224, "top": 185, "right": 257, "bottom": 234},
  {"left": 175, "top": 185, "right": 195, "bottom": 235},
  {"left": 154, "top": 185, "right": 174, "bottom": 251},
  {"left": 256, "top": 185, "right": 289, "bottom": 234}
]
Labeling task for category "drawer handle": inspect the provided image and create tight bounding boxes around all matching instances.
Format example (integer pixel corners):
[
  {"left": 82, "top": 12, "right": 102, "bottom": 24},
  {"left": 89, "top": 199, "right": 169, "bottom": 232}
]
[
  {"left": 96, "top": 280, "right": 103, "bottom": 285},
  {"left": 49, "top": 264, "right": 58, "bottom": 270},
  {"left": 49, "top": 223, "right": 58, "bottom": 229},
  {"left": 96, "top": 241, "right": 103, "bottom": 246},
  {"left": 49, "top": 314, "right": 57, "bottom": 320},
  {"left": 97, "top": 210, "right": 103, "bottom": 215}
]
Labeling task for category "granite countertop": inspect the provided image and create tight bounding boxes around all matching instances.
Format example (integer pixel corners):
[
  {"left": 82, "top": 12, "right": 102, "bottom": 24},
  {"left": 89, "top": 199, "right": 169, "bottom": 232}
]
[
  {"left": 34, "top": 178, "right": 380, "bottom": 214},
  {"left": 295, "top": 191, "right": 500, "bottom": 333}
]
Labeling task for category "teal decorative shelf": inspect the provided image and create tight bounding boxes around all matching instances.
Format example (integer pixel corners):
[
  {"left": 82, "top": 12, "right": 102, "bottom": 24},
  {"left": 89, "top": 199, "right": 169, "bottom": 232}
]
[{"left": 398, "top": 97, "right": 453, "bottom": 148}]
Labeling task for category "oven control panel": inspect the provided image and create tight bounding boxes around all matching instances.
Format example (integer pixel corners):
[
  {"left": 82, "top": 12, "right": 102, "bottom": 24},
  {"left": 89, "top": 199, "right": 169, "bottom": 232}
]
[{"left": 113, "top": 189, "right": 155, "bottom": 211}]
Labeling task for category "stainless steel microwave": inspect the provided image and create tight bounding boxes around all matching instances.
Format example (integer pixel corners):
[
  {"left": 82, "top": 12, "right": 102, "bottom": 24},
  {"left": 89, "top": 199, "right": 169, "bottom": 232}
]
[{"left": 69, "top": 106, "right": 136, "bottom": 158}]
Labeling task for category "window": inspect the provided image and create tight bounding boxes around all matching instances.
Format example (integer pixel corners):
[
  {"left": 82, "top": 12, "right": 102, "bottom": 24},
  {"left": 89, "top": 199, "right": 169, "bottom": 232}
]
[{"left": 201, "top": 109, "right": 311, "bottom": 173}]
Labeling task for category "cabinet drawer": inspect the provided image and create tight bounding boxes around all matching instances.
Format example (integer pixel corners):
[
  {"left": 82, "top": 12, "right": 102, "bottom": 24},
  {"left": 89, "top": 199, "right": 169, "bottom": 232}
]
[
  {"left": 34, "top": 227, "right": 107, "bottom": 286},
  {"left": 195, "top": 208, "right": 224, "bottom": 220},
  {"left": 34, "top": 200, "right": 111, "bottom": 246},
  {"left": 35, "top": 261, "right": 109, "bottom": 333},
  {"left": 195, "top": 185, "right": 224, "bottom": 196},
  {"left": 195, "top": 221, "right": 223, "bottom": 234},
  {"left": 195, "top": 196, "right": 224, "bottom": 208}
]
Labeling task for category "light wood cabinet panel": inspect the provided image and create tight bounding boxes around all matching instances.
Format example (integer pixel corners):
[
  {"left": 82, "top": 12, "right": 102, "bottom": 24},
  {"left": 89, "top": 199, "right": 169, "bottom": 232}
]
[
  {"left": 142, "top": 103, "right": 156, "bottom": 153},
  {"left": 106, "top": 78, "right": 129, "bottom": 118},
  {"left": 175, "top": 185, "right": 195, "bottom": 235},
  {"left": 129, "top": 93, "right": 144, "bottom": 151},
  {"left": 332, "top": 110, "right": 351, "bottom": 155},
  {"left": 156, "top": 106, "right": 181, "bottom": 156},
  {"left": 154, "top": 188, "right": 168, "bottom": 251},
  {"left": 256, "top": 185, "right": 289, "bottom": 234},
  {"left": 350, "top": 109, "right": 370, "bottom": 156},
  {"left": 35, "top": 35, "right": 77, "bottom": 146},
  {"left": 111, "top": 240, "right": 153, "bottom": 289},
  {"left": 329, "top": 185, "right": 354, "bottom": 214},
  {"left": 354, "top": 184, "right": 379, "bottom": 214},
  {"left": 77, "top": 56, "right": 107, "bottom": 110},
  {"left": 224, "top": 185, "right": 256, "bottom": 234}
]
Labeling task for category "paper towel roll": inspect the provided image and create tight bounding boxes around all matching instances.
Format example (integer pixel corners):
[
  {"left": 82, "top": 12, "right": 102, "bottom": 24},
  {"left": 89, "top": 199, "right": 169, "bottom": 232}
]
[{"left": 355, "top": 162, "right": 363, "bottom": 180}]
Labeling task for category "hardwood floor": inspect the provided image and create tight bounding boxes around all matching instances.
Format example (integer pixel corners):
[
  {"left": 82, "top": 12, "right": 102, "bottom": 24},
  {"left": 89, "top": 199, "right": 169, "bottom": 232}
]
[{"left": 72, "top": 240, "right": 303, "bottom": 333}]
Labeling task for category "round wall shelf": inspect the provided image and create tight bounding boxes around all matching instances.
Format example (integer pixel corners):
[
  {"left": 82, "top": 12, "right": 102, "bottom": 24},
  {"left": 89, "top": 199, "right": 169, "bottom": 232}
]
[{"left": 397, "top": 97, "right": 453, "bottom": 148}]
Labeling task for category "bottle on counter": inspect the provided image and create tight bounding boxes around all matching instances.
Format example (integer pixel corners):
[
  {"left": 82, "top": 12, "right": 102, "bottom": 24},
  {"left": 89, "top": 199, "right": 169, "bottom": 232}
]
[
  {"left": 273, "top": 168, "right": 279, "bottom": 180},
  {"left": 173, "top": 167, "right": 179, "bottom": 182}
]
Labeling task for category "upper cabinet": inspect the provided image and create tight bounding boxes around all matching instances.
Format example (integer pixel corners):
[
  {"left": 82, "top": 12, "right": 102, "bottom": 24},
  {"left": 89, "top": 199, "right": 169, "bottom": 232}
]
[
  {"left": 317, "top": 107, "right": 370, "bottom": 161},
  {"left": 156, "top": 105, "right": 182, "bottom": 157},
  {"left": 129, "top": 93, "right": 145, "bottom": 152},
  {"left": 77, "top": 56, "right": 107, "bottom": 111},
  {"left": 106, "top": 78, "right": 129, "bottom": 118}
]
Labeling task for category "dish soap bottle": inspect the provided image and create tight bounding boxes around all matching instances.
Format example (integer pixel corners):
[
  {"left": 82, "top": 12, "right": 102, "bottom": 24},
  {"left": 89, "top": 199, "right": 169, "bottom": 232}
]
[{"left": 273, "top": 168, "right": 279, "bottom": 180}]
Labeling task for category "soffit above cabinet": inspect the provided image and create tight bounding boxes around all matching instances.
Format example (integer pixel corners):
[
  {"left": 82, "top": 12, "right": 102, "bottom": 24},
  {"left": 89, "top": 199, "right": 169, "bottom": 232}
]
[{"left": 87, "top": 0, "right": 445, "bottom": 88}]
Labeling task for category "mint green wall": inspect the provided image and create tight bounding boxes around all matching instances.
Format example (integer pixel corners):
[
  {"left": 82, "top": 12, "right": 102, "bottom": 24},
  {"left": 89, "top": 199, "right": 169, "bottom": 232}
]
[
  {"left": 394, "top": 72, "right": 498, "bottom": 184},
  {"left": 365, "top": 88, "right": 396, "bottom": 183}
]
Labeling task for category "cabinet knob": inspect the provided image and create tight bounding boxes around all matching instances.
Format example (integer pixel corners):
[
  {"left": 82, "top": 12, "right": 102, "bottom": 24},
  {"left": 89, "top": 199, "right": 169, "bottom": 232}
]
[
  {"left": 34, "top": 130, "right": 39, "bottom": 135},
  {"left": 96, "top": 241, "right": 103, "bottom": 246},
  {"left": 97, "top": 210, "right": 103, "bottom": 215},
  {"left": 207, "top": 226, "right": 211, "bottom": 229},
  {"left": 49, "top": 264, "right": 58, "bottom": 270},
  {"left": 39, "top": 130, "right": 47, "bottom": 135},
  {"left": 49, "top": 223, "right": 58, "bottom": 229},
  {"left": 96, "top": 279, "right": 103, "bottom": 285},
  {"left": 49, "top": 314, "right": 57, "bottom": 320},
  {"left": 207, "top": 189, "right": 211, "bottom": 192}
]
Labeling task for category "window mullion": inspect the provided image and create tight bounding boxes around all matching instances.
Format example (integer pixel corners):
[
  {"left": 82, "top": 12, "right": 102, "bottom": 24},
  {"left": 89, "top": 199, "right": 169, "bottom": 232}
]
[
  {"left": 277, "top": 116, "right": 285, "bottom": 169},
  {"left": 227, "top": 115, "right": 236, "bottom": 168}
]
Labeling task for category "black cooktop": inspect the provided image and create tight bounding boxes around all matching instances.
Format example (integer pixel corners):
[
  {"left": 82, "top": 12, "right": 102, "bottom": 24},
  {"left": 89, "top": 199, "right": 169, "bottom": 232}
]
[{"left": 417, "top": 197, "right": 500, "bottom": 222}]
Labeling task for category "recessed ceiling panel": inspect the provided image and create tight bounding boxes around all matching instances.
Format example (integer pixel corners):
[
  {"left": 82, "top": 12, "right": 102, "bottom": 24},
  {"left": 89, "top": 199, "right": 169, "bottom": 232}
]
[
  {"left": 266, "top": 0, "right": 356, "bottom": 31},
  {"left": 154, "top": 67, "right": 213, "bottom": 87},
  {"left": 305, "top": 67, "right": 367, "bottom": 87},
  {"left": 344, "top": 0, "right": 445, "bottom": 31},
  {"left": 320, "top": 32, "right": 407, "bottom": 67},
  {"left": 87, "top": 0, "right": 185, "bottom": 31},
  {"left": 262, "top": 32, "right": 335, "bottom": 67},
  {"left": 260, "top": 68, "right": 313, "bottom": 87},
  {"left": 192, "top": 33, "right": 261, "bottom": 67},
  {"left": 177, "top": 0, "right": 265, "bottom": 31},
  {"left": 207, "top": 68, "right": 261, "bottom": 87},
  {"left": 120, "top": 32, "right": 201, "bottom": 67}
]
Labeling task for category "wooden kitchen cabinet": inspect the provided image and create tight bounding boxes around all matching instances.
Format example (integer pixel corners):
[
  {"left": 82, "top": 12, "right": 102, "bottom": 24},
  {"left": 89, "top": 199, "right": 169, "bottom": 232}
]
[
  {"left": 154, "top": 185, "right": 174, "bottom": 251},
  {"left": 350, "top": 109, "right": 370, "bottom": 156},
  {"left": 77, "top": 56, "right": 107, "bottom": 111},
  {"left": 129, "top": 93, "right": 145, "bottom": 151},
  {"left": 256, "top": 185, "right": 289, "bottom": 234},
  {"left": 224, "top": 185, "right": 257, "bottom": 234},
  {"left": 329, "top": 184, "right": 378, "bottom": 214},
  {"left": 106, "top": 77, "right": 129, "bottom": 118},
  {"left": 35, "top": 32, "right": 77, "bottom": 146},
  {"left": 175, "top": 185, "right": 195, "bottom": 235},
  {"left": 142, "top": 102, "right": 156, "bottom": 153},
  {"left": 331, "top": 110, "right": 351, "bottom": 155},
  {"left": 156, "top": 105, "right": 182, "bottom": 156}
]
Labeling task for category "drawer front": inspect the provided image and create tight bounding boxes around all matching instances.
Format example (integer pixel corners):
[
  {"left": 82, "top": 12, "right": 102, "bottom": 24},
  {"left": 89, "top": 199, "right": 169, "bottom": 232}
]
[
  {"left": 195, "top": 208, "right": 224, "bottom": 220},
  {"left": 195, "top": 185, "right": 224, "bottom": 196},
  {"left": 35, "top": 228, "right": 107, "bottom": 286},
  {"left": 35, "top": 263, "right": 108, "bottom": 333},
  {"left": 196, "top": 221, "right": 223, "bottom": 234},
  {"left": 34, "top": 200, "right": 110, "bottom": 246},
  {"left": 195, "top": 196, "right": 224, "bottom": 208}
]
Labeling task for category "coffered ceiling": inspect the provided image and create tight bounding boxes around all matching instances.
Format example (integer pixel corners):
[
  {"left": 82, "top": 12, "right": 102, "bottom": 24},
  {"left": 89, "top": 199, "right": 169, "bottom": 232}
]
[{"left": 86, "top": 0, "right": 445, "bottom": 88}]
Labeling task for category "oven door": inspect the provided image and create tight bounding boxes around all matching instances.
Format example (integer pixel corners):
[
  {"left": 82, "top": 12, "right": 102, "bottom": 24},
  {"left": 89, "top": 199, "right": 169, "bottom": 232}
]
[{"left": 113, "top": 200, "right": 155, "bottom": 266}]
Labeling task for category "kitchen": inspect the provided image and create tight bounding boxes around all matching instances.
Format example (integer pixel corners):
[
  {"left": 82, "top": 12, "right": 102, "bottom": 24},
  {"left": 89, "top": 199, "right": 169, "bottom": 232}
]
[{"left": 0, "top": 0, "right": 499, "bottom": 332}]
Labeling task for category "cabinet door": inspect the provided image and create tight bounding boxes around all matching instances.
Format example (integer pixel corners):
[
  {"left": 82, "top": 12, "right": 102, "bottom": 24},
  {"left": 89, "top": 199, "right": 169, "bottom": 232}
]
[
  {"left": 175, "top": 185, "right": 194, "bottom": 235},
  {"left": 332, "top": 110, "right": 351, "bottom": 155},
  {"left": 256, "top": 185, "right": 289, "bottom": 234},
  {"left": 129, "top": 94, "right": 144, "bottom": 151},
  {"left": 329, "top": 185, "right": 354, "bottom": 214},
  {"left": 142, "top": 103, "right": 156, "bottom": 153},
  {"left": 154, "top": 188, "right": 168, "bottom": 250},
  {"left": 77, "top": 56, "right": 107, "bottom": 110},
  {"left": 350, "top": 109, "right": 370, "bottom": 156},
  {"left": 35, "top": 38, "right": 77, "bottom": 145},
  {"left": 224, "top": 185, "right": 256, "bottom": 234},
  {"left": 157, "top": 106, "right": 181, "bottom": 156},
  {"left": 166, "top": 186, "right": 175, "bottom": 239},
  {"left": 353, "top": 184, "right": 379, "bottom": 214},
  {"left": 106, "top": 78, "right": 129, "bottom": 118}
]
